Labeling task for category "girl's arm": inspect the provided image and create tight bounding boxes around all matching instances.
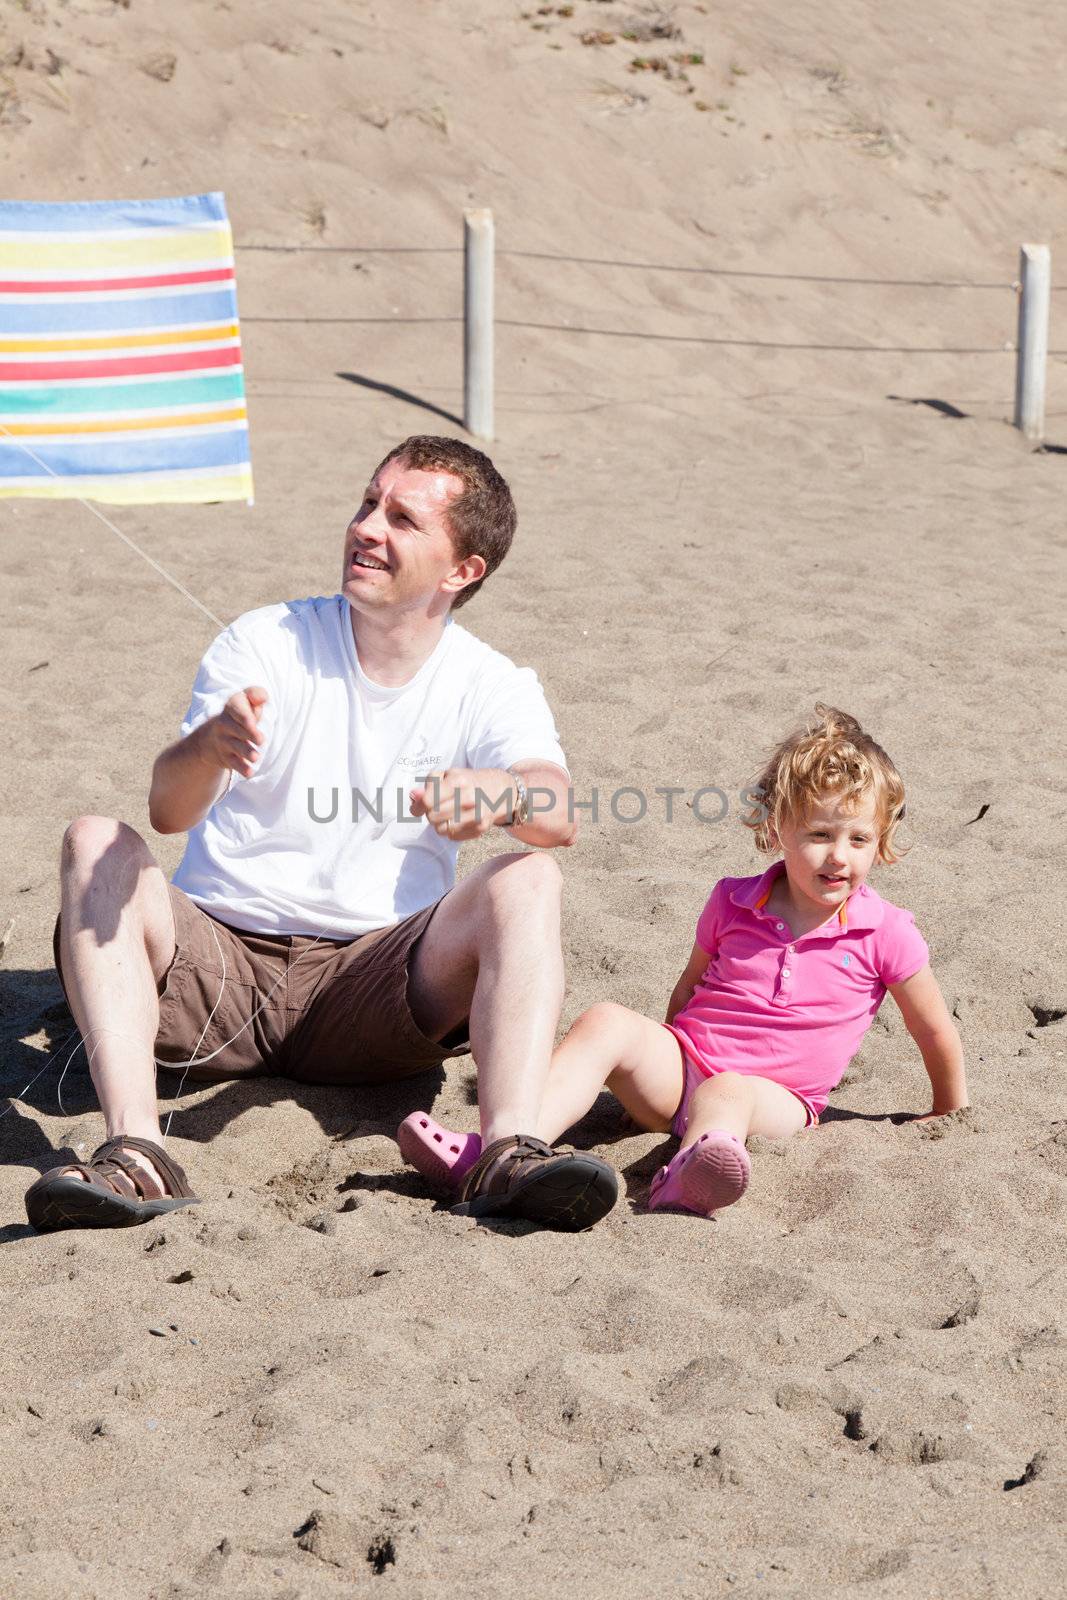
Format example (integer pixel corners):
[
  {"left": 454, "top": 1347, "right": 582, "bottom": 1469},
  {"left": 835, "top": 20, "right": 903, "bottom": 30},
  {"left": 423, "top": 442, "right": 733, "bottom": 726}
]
[
  {"left": 888, "top": 964, "right": 969, "bottom": 1117},
  {"left": 665, "top": 943, "right": 710, "bottom": 1024}
]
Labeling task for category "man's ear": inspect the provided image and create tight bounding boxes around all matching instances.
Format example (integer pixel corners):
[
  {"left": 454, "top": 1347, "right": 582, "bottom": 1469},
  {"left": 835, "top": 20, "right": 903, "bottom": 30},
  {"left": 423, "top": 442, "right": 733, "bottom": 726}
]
[{"left": 443, "top": 553, "right": 487, "bottom": 598}]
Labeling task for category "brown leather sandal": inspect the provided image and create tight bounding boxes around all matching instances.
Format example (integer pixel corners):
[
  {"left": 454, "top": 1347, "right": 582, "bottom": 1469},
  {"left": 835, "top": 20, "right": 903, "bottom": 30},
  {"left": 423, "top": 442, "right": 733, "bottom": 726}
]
[
  {"left": 25, "top": 1136, "right": 199, "bottom": 1233},
  {"left": 451, "top": 1134, "right": 617, "bottom": 1232}
]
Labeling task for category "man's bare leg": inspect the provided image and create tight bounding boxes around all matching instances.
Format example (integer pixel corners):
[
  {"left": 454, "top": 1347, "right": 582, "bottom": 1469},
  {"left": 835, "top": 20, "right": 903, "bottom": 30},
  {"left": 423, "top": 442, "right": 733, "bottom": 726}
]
[
  {"left": 407, "top": 851, "right": 564, "bottom": 1145},
  {"left": 406, "top": 850, "right": 617, "bottom": 1226},
  {"left": 50, "top": 815, "right": 176, "bottom": 1183}
]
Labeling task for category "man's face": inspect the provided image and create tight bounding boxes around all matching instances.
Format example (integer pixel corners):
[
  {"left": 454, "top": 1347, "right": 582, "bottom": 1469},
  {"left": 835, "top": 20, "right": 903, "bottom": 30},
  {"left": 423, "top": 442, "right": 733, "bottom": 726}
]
[{"left": 341, "top": 458, "right": 477, "bottom": 616}]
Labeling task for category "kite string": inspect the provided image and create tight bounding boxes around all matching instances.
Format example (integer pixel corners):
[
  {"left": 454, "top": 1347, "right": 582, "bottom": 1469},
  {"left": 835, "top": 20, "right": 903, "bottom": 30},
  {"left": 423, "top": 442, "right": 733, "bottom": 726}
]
[
  {"left": 5, "top": 914, "right": 343, "bottom": 1146},
  {"left": 1, "top": 917, "right": 331, "bottom": 1133},
  {"left": 0, "top": 428, "right": 350, "bottom": 1139},
  {"left": 1, "top": 1025, "right": 145, "bottom": 1121},
  {"left": 0, "top": 1027, "right": 80, "bottom": 1121},
  {"left": 154, "top": 912, "right": 343, "bottom": 1139},
  {"left": 0, "top": 422, "right": 225, "bottom": 628},
  {"left": 159, "top": 914, "right": 230, "bottom": 1142},
  {"left": 0, "top": 422, "right": 234, "bottom": 1127}
]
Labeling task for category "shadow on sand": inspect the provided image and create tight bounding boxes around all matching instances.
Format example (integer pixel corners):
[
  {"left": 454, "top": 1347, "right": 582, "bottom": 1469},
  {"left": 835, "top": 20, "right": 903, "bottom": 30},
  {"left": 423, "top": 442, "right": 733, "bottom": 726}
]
[{"left": 336, "top": 370, "right": 464, "bottom": 429}]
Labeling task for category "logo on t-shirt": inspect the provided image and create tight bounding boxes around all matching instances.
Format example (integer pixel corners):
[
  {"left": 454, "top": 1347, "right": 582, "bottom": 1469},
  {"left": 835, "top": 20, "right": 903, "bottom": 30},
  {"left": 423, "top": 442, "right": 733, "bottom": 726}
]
[
  {"left": 395, "top": 733, "right": 443, "bottom": 771},
  {"left": 396, "top": 750, "right": 444, "bottom": 771},
  {"left": 842, "top": 954, "right": 852, "bottom": 966}
]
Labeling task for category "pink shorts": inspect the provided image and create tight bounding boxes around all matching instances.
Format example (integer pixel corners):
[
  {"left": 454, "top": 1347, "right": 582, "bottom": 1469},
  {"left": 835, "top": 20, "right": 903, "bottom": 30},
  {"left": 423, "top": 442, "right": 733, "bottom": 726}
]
[{"left": 665, "top": 1030, "right": 820, "bottom": 1138}]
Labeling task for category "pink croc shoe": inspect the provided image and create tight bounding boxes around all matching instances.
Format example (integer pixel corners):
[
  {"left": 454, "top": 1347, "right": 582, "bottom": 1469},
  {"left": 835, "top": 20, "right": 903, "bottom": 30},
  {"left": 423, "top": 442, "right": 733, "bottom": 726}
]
[
  {"left": 647, "top": 1130, "right": 751, "bottom": 1217},
  {"left": 397, "top": 1112, "right": 482, "bottom": 1193}
]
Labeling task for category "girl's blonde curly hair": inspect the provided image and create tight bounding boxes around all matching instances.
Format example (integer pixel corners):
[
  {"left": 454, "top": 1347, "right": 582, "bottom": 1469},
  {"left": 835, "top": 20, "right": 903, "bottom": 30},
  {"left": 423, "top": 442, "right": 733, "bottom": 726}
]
[{"left": 743, "top": 704, "right": 908, "bottom": 864}]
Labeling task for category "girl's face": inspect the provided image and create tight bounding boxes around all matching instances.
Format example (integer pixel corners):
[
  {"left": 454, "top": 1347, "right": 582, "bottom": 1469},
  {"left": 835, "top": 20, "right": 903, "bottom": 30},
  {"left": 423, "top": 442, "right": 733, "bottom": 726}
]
[{"left": 776, "top": 791, "right": 882, "bottom": 915}]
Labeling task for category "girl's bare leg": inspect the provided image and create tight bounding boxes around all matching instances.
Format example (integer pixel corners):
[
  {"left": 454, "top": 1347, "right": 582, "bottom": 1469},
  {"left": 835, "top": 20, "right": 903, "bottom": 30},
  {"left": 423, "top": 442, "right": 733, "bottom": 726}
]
[
  {"left": 648, "top": 1070, "right": 808, "bottom": 1218},
  {"left": 535, "top": 1002, "right": 686, "bottom": 1144},
  {"left": 681, "top": 1070, "right": 808, "bottom": 1146}
]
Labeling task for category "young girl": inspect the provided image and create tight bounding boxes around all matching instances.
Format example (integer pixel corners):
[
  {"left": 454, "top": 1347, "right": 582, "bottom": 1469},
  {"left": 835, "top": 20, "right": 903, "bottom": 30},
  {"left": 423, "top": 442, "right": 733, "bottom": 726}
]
[{"left": 398, "top": 705, "right": 968, "bottom": 1219}]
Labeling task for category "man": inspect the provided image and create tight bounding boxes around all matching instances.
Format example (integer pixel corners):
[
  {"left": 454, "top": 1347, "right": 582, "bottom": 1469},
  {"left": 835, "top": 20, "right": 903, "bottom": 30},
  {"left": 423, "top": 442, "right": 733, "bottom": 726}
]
[{"left": 26, "top": 436, "right": 618, "bottom": 1233}]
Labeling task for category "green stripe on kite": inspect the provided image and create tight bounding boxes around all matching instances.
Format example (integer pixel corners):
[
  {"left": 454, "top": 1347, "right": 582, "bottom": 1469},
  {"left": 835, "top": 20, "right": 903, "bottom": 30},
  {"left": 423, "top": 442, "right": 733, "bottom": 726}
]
[{"left": 0, "top": 370, "right": 247, "bottom": 416}]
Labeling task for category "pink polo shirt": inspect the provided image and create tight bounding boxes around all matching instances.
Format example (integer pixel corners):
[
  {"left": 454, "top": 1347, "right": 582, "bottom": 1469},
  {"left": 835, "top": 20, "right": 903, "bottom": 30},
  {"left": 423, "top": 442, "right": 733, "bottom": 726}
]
[{"left": 665, "top": 862, "right": 930, "bottom": 1121}]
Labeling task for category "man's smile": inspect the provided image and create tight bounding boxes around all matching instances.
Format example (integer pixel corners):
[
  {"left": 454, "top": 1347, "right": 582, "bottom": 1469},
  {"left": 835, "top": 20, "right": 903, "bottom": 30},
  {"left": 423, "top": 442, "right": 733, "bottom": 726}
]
[{"left": 350, "top": 549, "right": 390, "bottom": 572}]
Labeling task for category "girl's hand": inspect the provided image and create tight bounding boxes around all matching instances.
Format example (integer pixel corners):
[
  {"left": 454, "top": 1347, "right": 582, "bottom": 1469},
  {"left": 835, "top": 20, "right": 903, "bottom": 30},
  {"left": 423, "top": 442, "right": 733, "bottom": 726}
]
[{"left": 914, "top": 1104, "right": 970, "bottom": 1123}]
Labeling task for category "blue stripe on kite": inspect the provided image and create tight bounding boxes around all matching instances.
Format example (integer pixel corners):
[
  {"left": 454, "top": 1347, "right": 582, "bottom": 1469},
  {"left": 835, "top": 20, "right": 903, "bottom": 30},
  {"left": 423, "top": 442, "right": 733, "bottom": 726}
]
[
  {"left": 0, "top": 426, "right": 250, "bottom": 478},
  {"left": 0, "top": 371, "right": 246, "bottom": 415},
  {"left": 0, "top": 194, "right": 228, "bottom": 234},
  {"left": 0, "top": 289, "right": 238, "bottom": 336}
]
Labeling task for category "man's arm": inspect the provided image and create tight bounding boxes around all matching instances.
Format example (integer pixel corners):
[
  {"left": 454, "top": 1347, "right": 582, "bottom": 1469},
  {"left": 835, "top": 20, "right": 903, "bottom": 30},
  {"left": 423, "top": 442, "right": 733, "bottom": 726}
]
[
  {"left": 409, "top": 760, "right": 577, "bottom": 849},
  {"left": 888, "top": 964, "right": 969, "bottom": 1118},
  {"left": 149, "top": 686, "right": 268, "bottom": 835},
  {"left": 505, "top": 759, "right": 576, "bottom": 848}
]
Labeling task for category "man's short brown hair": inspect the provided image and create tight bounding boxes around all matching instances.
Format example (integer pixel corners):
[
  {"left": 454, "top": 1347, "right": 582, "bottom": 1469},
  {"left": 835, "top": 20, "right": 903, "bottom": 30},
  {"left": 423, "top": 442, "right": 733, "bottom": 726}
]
[{"left": 372, "top": 434, "right": 516, "bottom": 609}]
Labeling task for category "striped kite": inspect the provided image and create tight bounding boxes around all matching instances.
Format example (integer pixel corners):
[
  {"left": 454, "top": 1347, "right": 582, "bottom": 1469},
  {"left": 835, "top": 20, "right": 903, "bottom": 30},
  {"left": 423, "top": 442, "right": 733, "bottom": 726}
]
[{"left": 0, "top": 192, "right": 253, "bottom": 504}]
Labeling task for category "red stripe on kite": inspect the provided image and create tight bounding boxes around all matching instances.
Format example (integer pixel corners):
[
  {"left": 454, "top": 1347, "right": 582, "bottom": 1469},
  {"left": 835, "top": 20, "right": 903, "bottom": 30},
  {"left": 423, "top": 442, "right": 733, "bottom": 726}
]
[
  {"left": 0, "top": 267, "right": 235, "bottom": 295},
  {"left": 0, "top": 346, "right": 243, "bottom": 381}
]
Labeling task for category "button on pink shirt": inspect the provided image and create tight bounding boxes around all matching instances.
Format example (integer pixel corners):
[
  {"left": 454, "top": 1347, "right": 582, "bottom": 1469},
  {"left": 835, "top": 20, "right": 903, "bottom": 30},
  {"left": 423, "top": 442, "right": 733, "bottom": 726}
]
[{"left": 666, "top": 862, "right": 930, "bottom": 1120}]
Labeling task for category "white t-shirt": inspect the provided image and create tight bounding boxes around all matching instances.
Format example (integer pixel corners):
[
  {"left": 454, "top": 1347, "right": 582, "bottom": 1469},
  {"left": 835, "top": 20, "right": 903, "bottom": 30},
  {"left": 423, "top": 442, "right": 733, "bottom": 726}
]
[{"left": 171, "top": 596, "right": 568, "bottom": 937}]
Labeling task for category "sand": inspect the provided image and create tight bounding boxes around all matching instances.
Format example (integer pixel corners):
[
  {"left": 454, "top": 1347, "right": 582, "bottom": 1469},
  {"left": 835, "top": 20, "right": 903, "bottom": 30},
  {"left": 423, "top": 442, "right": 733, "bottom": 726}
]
[{"left": 2, "top": 1, "right": 1066, "bottom": 1594}]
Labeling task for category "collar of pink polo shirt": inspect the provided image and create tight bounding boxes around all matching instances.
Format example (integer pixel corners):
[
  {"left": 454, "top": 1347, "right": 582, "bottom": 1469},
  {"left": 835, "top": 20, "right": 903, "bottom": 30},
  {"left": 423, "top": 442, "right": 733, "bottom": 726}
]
[{"left": 734, "top": 860, "right": 886, "bottom": 936}]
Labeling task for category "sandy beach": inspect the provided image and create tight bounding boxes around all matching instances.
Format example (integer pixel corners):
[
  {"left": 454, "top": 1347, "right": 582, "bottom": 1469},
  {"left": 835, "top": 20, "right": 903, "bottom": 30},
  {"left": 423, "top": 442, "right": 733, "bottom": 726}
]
[{"left": 2, "top": 2, "right": 1066, "bottom": 1594}]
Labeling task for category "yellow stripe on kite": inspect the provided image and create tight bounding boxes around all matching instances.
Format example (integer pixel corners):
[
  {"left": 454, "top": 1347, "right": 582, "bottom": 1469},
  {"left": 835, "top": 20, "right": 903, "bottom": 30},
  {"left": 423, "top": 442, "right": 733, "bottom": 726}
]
[
  {"left": 0, "top": 324, "right": 240, "bottom": 354},
  {"left": 0, "top": 228, "right": 233, "bottom": 273},
  {"left": 3, "top": 406, "right": 247, "bottom": 436},
  {"left": 0, "top": 469, "right": 254, "bottom": 505}
]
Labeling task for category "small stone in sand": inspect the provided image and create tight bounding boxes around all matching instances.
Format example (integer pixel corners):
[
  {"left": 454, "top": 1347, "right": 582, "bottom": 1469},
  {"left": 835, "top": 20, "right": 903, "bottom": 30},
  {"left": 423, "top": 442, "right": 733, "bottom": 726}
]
[{"left": 141, "top": 52, "right": 176, "bottom": 83}]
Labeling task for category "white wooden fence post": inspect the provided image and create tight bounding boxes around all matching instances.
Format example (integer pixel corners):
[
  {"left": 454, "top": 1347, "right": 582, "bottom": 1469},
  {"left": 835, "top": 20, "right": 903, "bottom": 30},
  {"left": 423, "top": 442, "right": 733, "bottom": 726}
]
[
  {"left": 463, "top": 209, "right": 494, "bottom": 441},
  {"left": 1013, "top": 243, "right": 1051, "bottom": 442}
]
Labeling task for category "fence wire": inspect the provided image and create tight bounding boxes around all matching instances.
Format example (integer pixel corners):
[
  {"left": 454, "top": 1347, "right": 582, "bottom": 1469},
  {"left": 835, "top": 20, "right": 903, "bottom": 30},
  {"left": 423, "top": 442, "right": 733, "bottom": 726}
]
[
  {"left": 238, "top": 240, "right": 1066, "bottom": 291},
  {"left": 235, "top": 240, "right": 1067, "bottom": 355}
]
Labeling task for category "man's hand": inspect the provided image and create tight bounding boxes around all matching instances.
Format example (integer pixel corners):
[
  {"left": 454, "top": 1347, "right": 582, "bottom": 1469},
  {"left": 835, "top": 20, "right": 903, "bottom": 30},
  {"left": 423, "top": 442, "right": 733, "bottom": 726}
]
[
  {"left": 195, "top": 686, "right": 269, "bottom": 780},
  {"left": 409, "top": 767, "right": 514, "bottom": 842},
  {"left": 150, "top": 686, "right": 269, "bottom": 835}
]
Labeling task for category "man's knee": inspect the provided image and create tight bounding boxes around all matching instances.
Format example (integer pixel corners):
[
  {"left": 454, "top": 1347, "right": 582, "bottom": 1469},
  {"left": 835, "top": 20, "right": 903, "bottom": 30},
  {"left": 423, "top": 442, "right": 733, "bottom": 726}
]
[
  {"left": 61, "top": 816, "right": 152, "bottom": 883},
  {"left": 482, "top": 850, "right": 562, "bottom": 915}
]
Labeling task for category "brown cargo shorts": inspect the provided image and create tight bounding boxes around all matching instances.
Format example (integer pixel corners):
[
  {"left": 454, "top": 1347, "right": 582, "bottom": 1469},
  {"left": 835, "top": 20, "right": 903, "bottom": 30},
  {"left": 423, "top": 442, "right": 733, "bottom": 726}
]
[{"left": 53, "top": 882, "right": 470, "bottom": 1085}]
